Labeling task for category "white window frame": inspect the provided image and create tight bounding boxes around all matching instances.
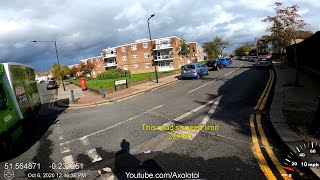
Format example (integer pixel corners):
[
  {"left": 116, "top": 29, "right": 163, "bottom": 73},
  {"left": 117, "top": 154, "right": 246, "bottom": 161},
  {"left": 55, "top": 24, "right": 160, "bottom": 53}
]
[
  {"left": 143, "top": 42, "right": 148, "bottom": 48},
  {"left": 132, "top": 55, "right": 138, "bottom": 59},
  {"left": 145, "top": 63, "right": 151, "bottom": 69},
  {"left": 133, "top": 64, "right": 139, "bottom": 68},
  {"left": 123, "top": 65, "right": 128, "bottom": 70},
  {"left": 131, "top": 44, "right": 137, "bottom": 50},
  {"left": 144, "top": 53, "right": 149, "bottom": 58},
  {"left": 121, "top": 47, "right": 126, "bottom": 52},
  {"left": 122, "top": 56, "right": 127, "bottom": 61}
]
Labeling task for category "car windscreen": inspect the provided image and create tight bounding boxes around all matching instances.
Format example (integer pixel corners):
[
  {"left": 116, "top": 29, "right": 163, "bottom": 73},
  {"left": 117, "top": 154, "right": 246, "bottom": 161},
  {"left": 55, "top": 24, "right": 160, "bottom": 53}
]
[
  {"left": 48, "top": 81, "right": 56, "bottom": 84},
  {"left": 181, "top": 65, "right": 195, "bottom": 70}
]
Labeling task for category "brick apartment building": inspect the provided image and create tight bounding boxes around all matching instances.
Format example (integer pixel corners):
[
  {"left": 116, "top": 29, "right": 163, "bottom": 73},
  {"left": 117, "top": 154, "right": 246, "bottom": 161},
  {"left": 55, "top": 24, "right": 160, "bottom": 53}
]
[{"left": 76, "top": 36, "right": 204, "bottom": 78}]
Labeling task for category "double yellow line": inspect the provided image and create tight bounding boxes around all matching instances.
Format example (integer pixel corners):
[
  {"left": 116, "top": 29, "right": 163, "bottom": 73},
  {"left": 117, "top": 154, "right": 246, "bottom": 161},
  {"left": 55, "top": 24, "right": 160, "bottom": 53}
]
[
  {"left": 250, "top": 70, "right": 292, "bottom": 180},
  {"left": 254, "top": 70, "right": 274, "bottom": 111}
]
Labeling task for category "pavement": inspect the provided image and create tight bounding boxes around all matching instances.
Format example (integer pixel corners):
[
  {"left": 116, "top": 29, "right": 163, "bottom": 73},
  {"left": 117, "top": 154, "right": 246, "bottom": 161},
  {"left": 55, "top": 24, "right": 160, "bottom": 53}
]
[
  {"left": 270, "top": 59, "right": 320, "bottom": 177},
  {"left": 56, "top": 74, "right": 180, "bottom": 108}
]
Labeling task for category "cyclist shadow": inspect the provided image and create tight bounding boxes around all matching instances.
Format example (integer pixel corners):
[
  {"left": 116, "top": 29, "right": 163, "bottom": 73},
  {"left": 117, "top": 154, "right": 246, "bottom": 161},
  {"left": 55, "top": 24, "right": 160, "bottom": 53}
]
[{"left": 114, "top": 139, "right": 164, "bottom": 179}]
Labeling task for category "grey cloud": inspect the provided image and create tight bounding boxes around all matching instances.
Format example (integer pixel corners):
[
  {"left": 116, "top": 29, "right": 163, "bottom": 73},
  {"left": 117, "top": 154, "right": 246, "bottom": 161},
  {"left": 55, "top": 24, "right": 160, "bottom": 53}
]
[{"left": 0, "top": 0, "right": 318, "bottom": 72}]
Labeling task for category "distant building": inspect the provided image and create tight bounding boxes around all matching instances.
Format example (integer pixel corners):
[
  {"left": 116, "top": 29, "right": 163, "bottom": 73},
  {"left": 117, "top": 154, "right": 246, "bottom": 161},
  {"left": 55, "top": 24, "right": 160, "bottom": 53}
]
[
  {"left": 99, "top": 36, "right": 204, "bottom": 74},
  {"left": 257, "top": 38, "right": 305, "bottom": 56},
  {"left": 188, "top": 42, "right": 204, "bottom": 63},
  {"left": 36, "top": 70, "right": 52, "bottom": 82},
  {"left": 69, "top": 36, "right": 204, "bottom": 77}
]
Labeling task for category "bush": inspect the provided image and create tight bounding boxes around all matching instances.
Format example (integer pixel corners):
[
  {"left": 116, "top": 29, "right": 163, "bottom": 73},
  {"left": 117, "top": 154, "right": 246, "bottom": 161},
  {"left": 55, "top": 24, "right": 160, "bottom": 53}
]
[{"left": 97, "top": 69, "right": 131, "bottom": 80}]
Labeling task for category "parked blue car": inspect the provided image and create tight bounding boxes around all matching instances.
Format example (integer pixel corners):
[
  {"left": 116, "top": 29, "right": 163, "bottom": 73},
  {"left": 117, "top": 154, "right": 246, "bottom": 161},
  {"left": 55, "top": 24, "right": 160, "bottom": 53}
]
[
  {"left": 219, "top": 58, "right": 231, "bottom": 67},
  {"left": 181, "top": 63, "right": 209, "bottom": 79}
]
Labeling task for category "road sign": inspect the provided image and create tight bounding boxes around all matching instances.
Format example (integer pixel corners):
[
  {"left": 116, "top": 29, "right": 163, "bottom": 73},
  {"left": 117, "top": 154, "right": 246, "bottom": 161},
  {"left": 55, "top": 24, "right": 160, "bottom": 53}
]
[
  {"left": 114, "top": 79, "right": 127, "bottom": 85},
  {"left": 114, "top": 79, "right": 128, "bottom": 91}
]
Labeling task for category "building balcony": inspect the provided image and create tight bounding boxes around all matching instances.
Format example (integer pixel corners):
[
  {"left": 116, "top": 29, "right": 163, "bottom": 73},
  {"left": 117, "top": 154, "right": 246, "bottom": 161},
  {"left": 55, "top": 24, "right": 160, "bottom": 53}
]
[
  {"left": 102, "top": 48, "right": 117, "bottom": 58},
  {"left": 104, "top": 62, "right": 118, "bottom": 67},
  {"left": 153, "top": 43, "right": 173, "bottom": 50},
  {"left": 102, "top": 53, "right": 117, "bottom": 59},
  {"left": 154, "top": 54, "right": 174, "bottom": 61}
]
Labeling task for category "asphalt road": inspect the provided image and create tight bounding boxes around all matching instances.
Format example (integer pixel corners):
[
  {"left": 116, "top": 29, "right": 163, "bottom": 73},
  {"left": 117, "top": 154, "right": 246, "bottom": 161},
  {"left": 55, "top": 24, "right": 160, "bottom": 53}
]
[{"left": 1, "top": 60, "right": 311, "bottom": 180}]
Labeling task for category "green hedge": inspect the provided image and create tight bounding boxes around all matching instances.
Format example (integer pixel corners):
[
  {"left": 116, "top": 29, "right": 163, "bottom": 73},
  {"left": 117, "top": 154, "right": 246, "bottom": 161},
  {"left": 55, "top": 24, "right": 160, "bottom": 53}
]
[{"left": 97, "top": 69, "right": 131, "bottom": 80}]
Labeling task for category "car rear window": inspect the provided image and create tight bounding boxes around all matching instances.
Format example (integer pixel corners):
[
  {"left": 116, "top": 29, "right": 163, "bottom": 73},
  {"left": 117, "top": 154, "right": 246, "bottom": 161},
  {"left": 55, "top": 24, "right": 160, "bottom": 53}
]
[
  {"left": 182, "top": 65, "right": 195, "bottom": 70},
  {"left": 48, "top": 81, "right": 56, "bottom": 84}
]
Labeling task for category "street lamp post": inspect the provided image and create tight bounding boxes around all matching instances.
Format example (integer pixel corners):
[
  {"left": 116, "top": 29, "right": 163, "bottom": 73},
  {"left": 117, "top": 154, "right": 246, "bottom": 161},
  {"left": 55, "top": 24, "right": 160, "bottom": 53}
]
[
  {"left": 31, "top": 40, "right": 66, "bottom": 91},
  {"left": 147, "top": 14, "right": 159, "bottom": 83}
]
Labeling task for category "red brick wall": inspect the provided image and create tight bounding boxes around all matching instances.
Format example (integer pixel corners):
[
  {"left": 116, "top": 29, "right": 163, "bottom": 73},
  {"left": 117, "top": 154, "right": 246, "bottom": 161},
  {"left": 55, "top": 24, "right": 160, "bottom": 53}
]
[
  {"left": 116, "top": 41, "right": 155, "bottom": 74},
  {"left": 89, "top": 57, "right": 105, "bottom": 78}
]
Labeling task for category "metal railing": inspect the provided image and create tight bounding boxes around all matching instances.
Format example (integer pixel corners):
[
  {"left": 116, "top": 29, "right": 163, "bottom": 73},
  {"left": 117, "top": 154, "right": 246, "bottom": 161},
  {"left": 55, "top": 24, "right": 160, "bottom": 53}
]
[
  {"left": 102, "top": 53, "right": 117, "bottom": 58},
  {"left": 154, "top": 43, "right": 173, "bottom": 50},
  {"left": 104, "top": 62, "right": 118, "bottom": 67},
  {"left": 155, "top": 54, "right": 173, "bottom": 60}
]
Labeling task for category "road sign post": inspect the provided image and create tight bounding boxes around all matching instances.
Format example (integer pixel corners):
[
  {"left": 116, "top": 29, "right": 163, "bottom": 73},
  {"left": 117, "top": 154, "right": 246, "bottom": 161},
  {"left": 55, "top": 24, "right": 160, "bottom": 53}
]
[
  {"left": 70, "top": 90, "right": 75, "bottom": 103},
  {"left": 100, "top": 86, "right": 105, "bottom": 99}
]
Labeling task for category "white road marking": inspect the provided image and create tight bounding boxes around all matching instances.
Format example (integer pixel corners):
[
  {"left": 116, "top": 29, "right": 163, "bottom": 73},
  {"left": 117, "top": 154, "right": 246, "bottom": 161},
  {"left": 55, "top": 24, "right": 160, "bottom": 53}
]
[
  {"left": 63, "top": 155, "right": 75, "bottom": 169},
  {"left": 224, "top": 70, "right": 235, "bottom": 76},
  {"left": 296, "top": 147, "right": 300, "bottom": 152},
  {"left": 158, "top": 98, "right": 217, "bottom": 129},
  {"left": 188, "top": 80, "right": 216, "bottom": 93},
  {"left": 182, "top": 95, "right": 222, "bottom": 140},
  {"left": 285, "top": 159, "right": 291, "bottom": 162},
  {"left": 158, "top": 96, "right": 222, "bottom": 141},
  {"left": 88, "top": 148, "right": 102, "bottom": 163},
  {"left": 80, "top": 136, "right": 90, "bottom": 146},
  {"left": 60, "top": 105, "right": 163, "bottom": 145},
  {"left": 98, "top": 168, "right": 117, "bottom": 180},
  {"left": 60, "top": 142, "right": 70, "bottom": 153}
]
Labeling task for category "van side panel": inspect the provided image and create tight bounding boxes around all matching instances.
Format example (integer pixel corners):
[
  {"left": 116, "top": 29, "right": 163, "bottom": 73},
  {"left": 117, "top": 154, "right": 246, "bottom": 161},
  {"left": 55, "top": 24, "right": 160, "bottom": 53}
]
[
  {"left": 26, "top": 67, "right": 41, "bottom": 113},
  {"left": 8, "top": 65, "right": 33, "bottom": 119},
  {"left": 0, "top": 64, "right": 20, "bottom": 136}
]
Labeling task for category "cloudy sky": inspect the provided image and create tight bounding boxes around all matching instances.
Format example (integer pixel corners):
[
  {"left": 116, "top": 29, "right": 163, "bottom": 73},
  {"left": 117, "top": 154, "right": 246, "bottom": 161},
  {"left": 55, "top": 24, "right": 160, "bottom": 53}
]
[{"left": 0, "top": 0, "right": 319, "bottom": 72}]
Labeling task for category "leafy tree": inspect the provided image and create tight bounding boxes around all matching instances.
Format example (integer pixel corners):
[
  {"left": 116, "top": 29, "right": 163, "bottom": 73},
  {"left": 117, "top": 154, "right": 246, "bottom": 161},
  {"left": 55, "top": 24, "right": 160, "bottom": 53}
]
[
  {"left": 234, "top": 44, "right": 256, "bottom": 56},
  {"left": 295, "top": 30, "right": 313, "bottom": 39},
  {"left": 78, "top": 61, "right": 96, "bottom": 75},
  {"left": 86, "top": 61, "right": 96, "bottom": 75},
  {"left": 79, "top": 62, "right": 87, "bottom": 72},
  {"left": 203, "top": 41, "right": 218, "bottom": 59},
  {"left": 213, "top": 37, "right": 230, "bottom": 57},
  {"left": 69, "top": 66, "right": 78, "bottom": 77},
  {"left": 203, "top": 36, "right": 230, "bottom": 59},
  {"left": 51, "top": 64, "right": 69, "bottom": 80},
  {"left": 178, "top": 40, "right": 190, "bottom": 57},
  {"left": 235, "top": 46, "right": 248, "bottom": 56},
  {"left": 262, "top": 2, "right": 308, "bottom": 86}
]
